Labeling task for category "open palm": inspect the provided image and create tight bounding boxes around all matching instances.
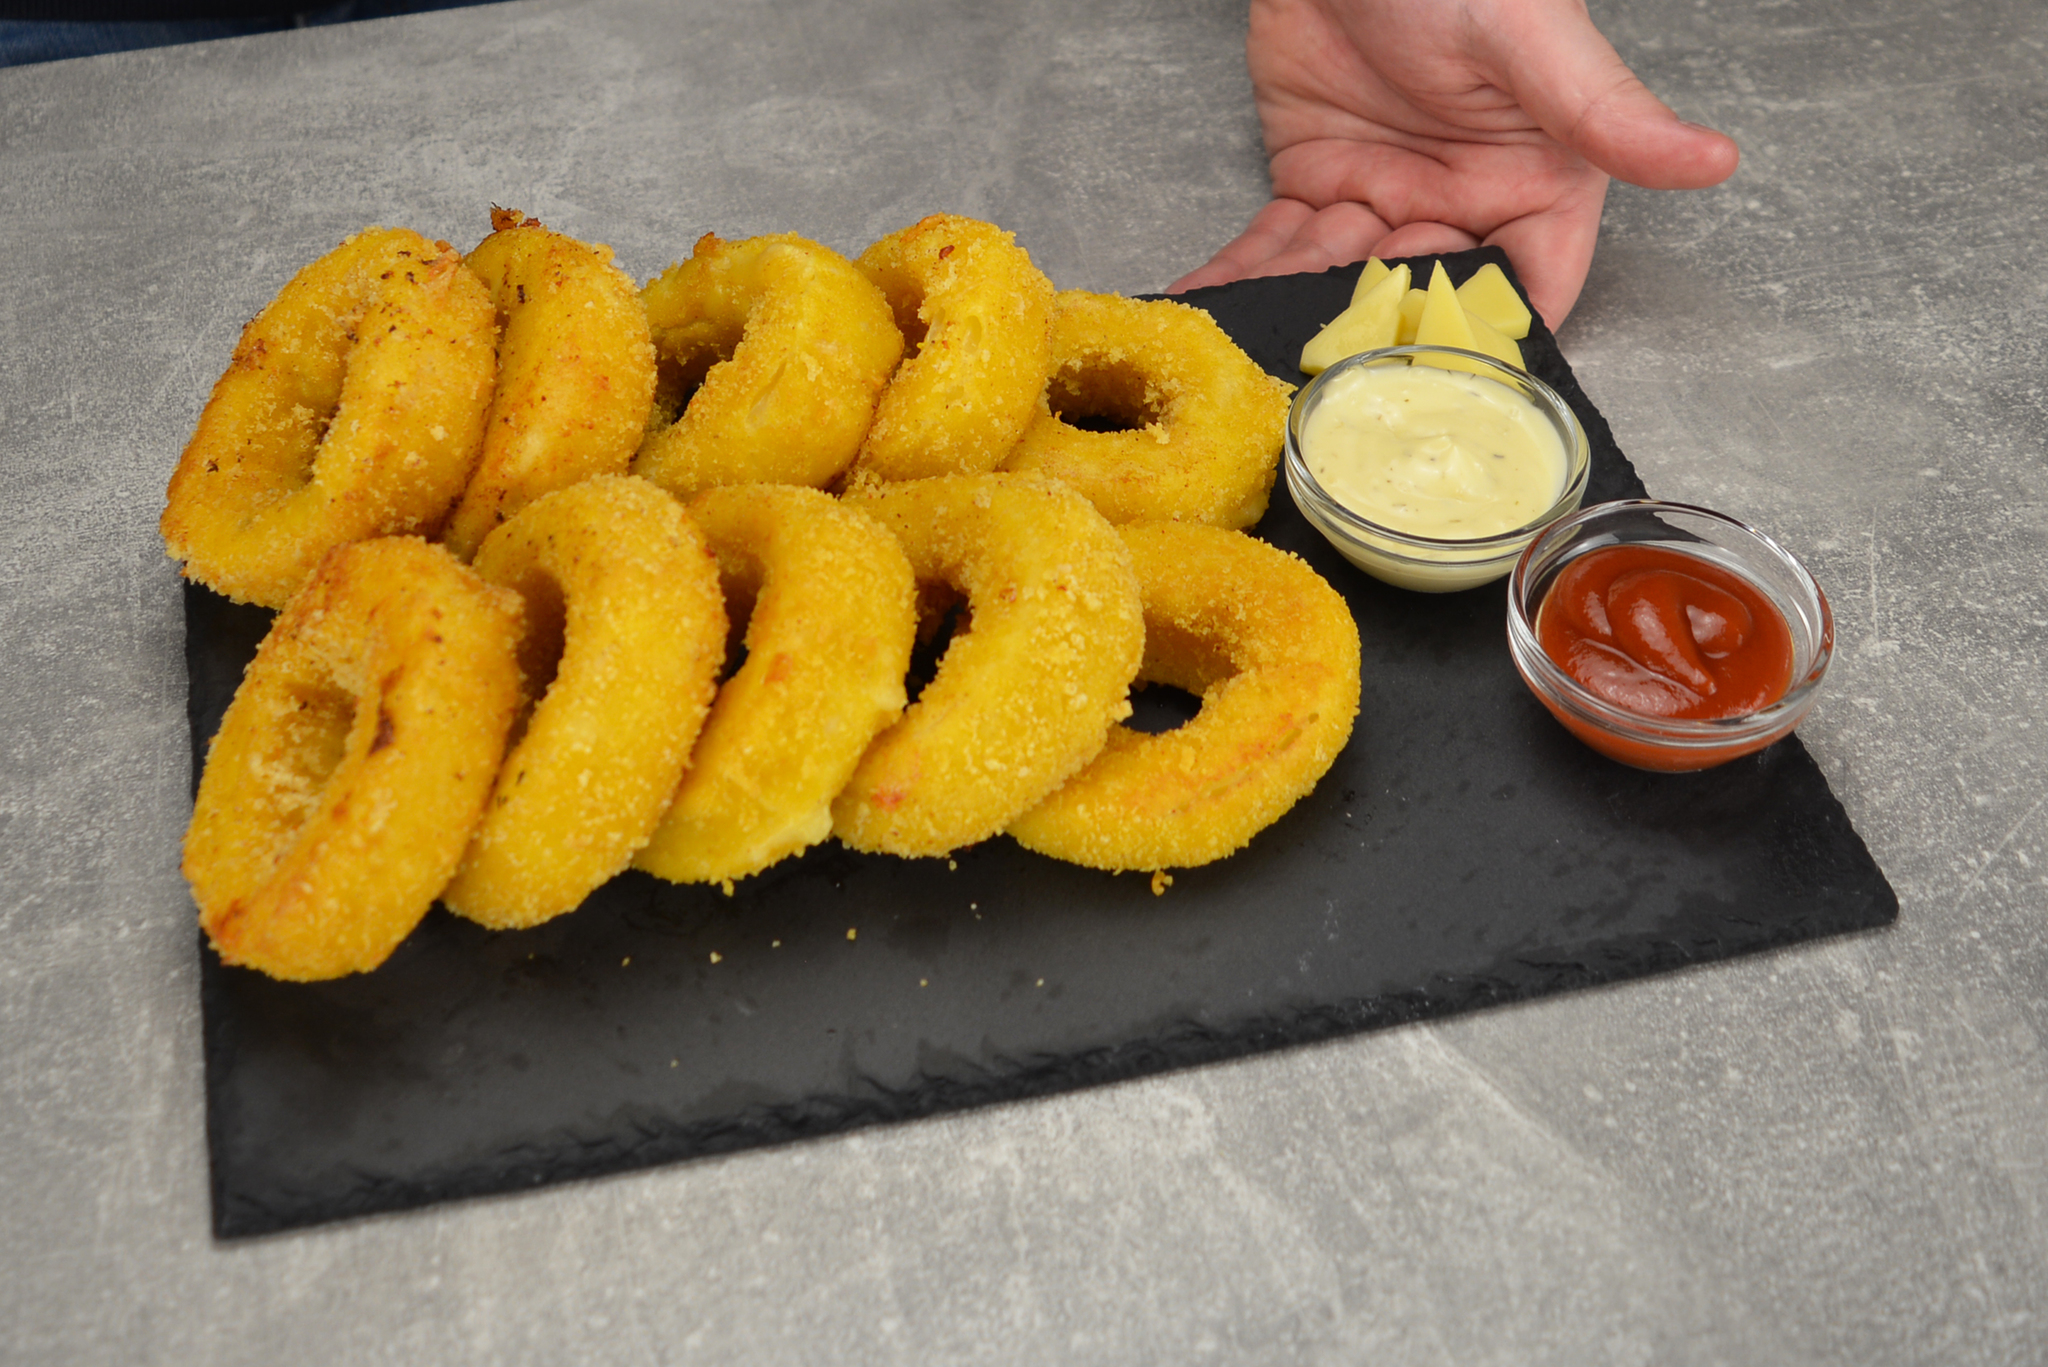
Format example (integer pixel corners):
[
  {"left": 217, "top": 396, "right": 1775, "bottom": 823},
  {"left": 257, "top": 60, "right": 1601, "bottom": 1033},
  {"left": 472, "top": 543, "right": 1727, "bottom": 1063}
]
[{"left": 1171, "top": 0, "right": 1739, "bottom": 326}]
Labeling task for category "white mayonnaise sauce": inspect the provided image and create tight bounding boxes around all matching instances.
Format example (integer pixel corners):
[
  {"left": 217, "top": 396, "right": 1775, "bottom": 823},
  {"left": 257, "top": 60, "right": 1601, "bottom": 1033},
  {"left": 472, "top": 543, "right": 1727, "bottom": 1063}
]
[{"left": 1301, "top": 363, "right": 1567, "bottom": 540}]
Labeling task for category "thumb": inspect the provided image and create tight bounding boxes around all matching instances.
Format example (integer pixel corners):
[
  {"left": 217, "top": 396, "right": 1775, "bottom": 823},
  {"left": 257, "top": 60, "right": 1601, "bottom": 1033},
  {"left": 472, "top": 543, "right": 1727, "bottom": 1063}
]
[{"left": 1487, "top": 2, "right": 1740, "bottom": 190}]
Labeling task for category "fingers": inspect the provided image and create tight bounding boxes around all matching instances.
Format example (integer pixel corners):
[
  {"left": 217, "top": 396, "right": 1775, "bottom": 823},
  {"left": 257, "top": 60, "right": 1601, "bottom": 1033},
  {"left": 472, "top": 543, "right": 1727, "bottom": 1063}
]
[
  {"left": 1485, "top": 0, "right": 1738, "bottom": 190},
  {"left": 1481, "top": 174, "right": 1608, "bottom": 326},
  {"left": 1168, "top": 199, "right": 1316, "bottom": 292},
  {"left": 1171, "top": 188, "right": 1594, "bottom": 328},
  {"left": 1169, "top": 199, "right": 1393, "bottom": 293},
  {"left": 1369, "top": 220, "right": 1480, "bottom": 260},
  {"left": 1242, "top": 201, "right": 1398, "bottom": 278}
]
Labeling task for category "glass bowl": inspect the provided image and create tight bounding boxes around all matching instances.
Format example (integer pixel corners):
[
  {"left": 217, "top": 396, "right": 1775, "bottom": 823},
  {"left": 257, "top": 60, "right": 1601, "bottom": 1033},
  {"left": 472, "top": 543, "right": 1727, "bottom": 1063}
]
[
  {"left": 1284, "top": 345, "right": 1591, "bottom": 592},
  {"left": 1506, "top": 500, "right": 1834, "bottom": 772}
]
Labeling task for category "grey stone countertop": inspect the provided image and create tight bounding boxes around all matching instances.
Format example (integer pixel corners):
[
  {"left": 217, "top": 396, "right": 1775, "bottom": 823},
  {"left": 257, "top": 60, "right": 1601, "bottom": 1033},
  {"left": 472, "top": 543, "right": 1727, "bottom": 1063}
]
[{"left": 4, "top": 0, "right": 2045, "bottom": 1361}]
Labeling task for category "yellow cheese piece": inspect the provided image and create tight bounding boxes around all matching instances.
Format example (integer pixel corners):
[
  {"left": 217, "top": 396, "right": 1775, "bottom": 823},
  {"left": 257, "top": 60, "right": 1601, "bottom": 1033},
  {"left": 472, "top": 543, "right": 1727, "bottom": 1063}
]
[
  {"left": 1300, "top": 263, "right": 1411, "bottom": 374},
  {"left": 1414, "top": 262, "right": 1474, "bottom": 345},
  {"left": 1455, "top": 263, "right": 1533, "bottom": 340},
  {"left": 1395, "top": 287, "right": 1428, "bottom": 344},
  {"left": 1414, "top": 263, "right": 1498, "bottom": 378},
  {"left": 1349, "top": 257, "right": 1393, "bottom": 306},
  {"left": 1464, "top": 310, "right": 1526, "bottom": 371}
]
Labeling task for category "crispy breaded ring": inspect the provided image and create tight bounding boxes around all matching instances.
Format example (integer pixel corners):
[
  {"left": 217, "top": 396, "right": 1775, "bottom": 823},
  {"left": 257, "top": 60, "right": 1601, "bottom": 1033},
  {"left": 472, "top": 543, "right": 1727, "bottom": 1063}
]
[
  {"left": 185, "top": 538, "right": 522, "bottom": 981},
  {"left": 1008, "top": 522, "right": 1360, "bottom": 872},
  {"left": 442, "top": 476, "right": 726, "bottom": 929},
  {"left": 833, "top": 473, "right": 1143, "bottom": 857},
  {"left": 441, "top": 209, "right": 657, "bottom": 559},
  {"left": 632, "top": 232, "right": 902, "bottom": 499},
  {"left": 1001, "top": 291, "right": 1293, "bottom": 529},
  {"left": 162, "top": 228, "right": 497, "bottom": 607},
  {"left": 635, "top": 485, "right": 916, "bottom": 888},
  {"left": 849, "top": 214, "right": 1055, "bottom": 482}
]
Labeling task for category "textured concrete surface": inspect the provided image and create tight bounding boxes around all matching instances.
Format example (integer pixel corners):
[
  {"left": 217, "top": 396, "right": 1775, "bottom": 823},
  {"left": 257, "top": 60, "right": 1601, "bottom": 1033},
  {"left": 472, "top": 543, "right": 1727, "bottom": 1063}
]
[{"left": 3, "top": 0, "right": 2045, "bottom": 1361}]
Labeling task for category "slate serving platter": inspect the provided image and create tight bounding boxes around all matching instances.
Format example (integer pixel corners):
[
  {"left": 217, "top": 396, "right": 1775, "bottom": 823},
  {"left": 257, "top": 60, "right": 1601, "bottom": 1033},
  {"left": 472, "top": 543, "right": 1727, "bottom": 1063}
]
[{"left": 190, "top": 248, "right": 1896, "bottom": 1239}]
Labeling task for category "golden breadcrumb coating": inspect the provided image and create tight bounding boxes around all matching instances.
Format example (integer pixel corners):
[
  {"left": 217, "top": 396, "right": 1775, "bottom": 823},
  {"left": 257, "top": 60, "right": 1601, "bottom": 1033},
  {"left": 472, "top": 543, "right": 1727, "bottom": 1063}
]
[
  {"left": 185, "top": 537, "right": 523, "bottom": 980},
  {"left": 1009, "top": 522, "right": 1360, "bottom": 871},
  {"left": 442, "top": 209, "right": 656, "bottom": 559},
  {"left": 1003, "top": 291, "right": 1293, "bottom": 528},
  {"left": 442, "top": 476, "right": 726, "bottom": 929},
  {"left": 637, "top": 484, "right": 916, "bottom": 887},
  {"left": 162, "top": 227, "right": 496, "bottom": 607},
  {"left": 834, "top": 472, "right": 1143, "bottom": 858},
  {"left": 850, "top": 214, "right": 1054, "bottom": 482},
  {"left": 633, "top": 232, "right": 902, "bottom": 498}
]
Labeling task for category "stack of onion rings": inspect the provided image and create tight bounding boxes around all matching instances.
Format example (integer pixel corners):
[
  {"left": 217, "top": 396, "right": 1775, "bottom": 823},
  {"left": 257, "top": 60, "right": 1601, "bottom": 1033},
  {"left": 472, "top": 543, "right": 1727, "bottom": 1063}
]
[
  {"left": 162, "top": 227, "right": 497, "bottom": 607},
  {"left": 171, "top": 211, "right": 1367, "bottom": 978},
  {"left": 186, "top": 537, "right": 523, "bottom": 981}
]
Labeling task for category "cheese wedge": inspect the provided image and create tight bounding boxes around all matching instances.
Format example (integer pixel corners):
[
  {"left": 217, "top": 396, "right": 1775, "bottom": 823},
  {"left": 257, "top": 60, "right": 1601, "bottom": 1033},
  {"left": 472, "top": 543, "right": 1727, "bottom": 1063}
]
[
  {"left": 1300, "top": 263, "right": 1411, "bottom": 374},
  {"left": 1455, "top": 262, "right": 1533, "bottom": 339}
]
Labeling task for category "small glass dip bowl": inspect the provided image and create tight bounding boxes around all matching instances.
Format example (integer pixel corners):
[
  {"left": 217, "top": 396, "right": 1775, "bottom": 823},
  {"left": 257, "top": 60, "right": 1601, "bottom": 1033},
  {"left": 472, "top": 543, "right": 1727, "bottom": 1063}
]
[
  {"left": 1506, "top": 499, "right": 1834, "bottom": 772},
  {"left": 1284, "top": 346, "right": 1591, "bottom": 592}
]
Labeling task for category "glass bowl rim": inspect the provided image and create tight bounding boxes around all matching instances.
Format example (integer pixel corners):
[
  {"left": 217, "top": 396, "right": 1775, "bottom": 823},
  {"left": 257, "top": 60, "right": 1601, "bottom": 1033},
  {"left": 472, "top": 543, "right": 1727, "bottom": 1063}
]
[
  {"left": 1284, "top": 344, "right": 1593, "bottom": 557},
  {"left": 1506, "top": 497, "right": 1836, "bottom": 744}
]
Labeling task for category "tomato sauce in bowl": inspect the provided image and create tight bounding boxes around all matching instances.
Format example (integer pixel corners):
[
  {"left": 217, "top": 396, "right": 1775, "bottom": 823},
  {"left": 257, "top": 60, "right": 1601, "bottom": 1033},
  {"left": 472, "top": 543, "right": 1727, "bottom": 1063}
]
[
  {"left": 1535, "top": 544, "right": 1794, "bottom": 722},
  {"left": 1506, "top": 501, "right": 1832, "bottom": 772}
]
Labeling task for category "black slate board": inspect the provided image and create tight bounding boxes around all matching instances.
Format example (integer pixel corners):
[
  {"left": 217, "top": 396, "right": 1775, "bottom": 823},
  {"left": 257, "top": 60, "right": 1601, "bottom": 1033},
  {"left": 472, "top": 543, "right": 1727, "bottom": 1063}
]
[{"left": 192, "top": 248, "right": 1896, "bottom": 1239}]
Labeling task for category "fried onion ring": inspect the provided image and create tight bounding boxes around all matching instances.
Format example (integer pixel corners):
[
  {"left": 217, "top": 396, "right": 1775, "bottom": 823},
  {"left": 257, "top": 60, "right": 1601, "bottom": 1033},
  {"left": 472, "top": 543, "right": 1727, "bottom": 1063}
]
[
  {"left": 162, "top": 227, "right": 497, "bottom": 607},
  {"left": 632, "top": 232, "right": 902, "bottom": 499},
  {"left": 1001, "top": 291, "right": 1293, "bottom": 529},
  {"left": 1008, "top": 522, "right": 1360, "bottom": 871},
  {"left": 833, "top": 473, "right": 1143, "bottom": 858},
  {"left": 441, "top": 209, "right": 657, "bottom": 559},
  {"left": 441, "top": 476, "right": 727, "bottom": 929},
  {"left": 185, "top": 537, "right": 523, "bottom": 981},
  {"left": 636, "top": 485, "right": 916, "bottom": 888},
  {"left": 849, "top": 214, "right": 1055, "bottom": 482}
]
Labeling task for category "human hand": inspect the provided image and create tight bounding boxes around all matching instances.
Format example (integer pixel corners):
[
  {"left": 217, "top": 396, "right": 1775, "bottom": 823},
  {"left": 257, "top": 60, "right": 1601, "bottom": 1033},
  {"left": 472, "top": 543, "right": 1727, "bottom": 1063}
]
[{"left": 1169, "top": 0, "right": 1739, "bottom": 326}]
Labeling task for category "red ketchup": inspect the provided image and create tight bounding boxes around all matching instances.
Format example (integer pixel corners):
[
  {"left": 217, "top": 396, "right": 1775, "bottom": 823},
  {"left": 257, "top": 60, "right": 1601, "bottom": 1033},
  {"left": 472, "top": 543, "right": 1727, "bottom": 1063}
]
[{"left": 1536, "top": 545, "right": 1793, "bottom": 722}]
